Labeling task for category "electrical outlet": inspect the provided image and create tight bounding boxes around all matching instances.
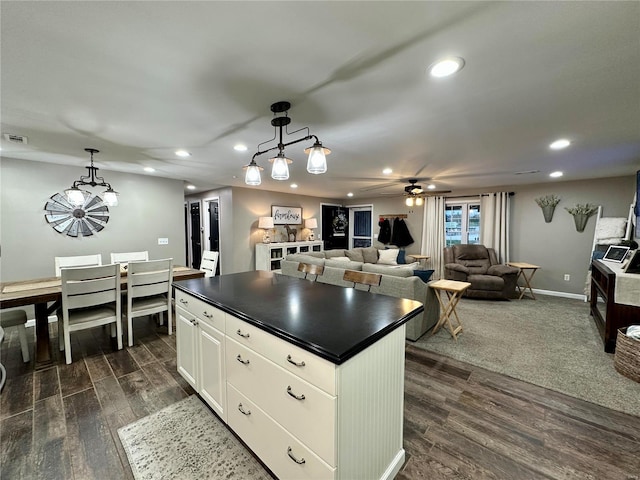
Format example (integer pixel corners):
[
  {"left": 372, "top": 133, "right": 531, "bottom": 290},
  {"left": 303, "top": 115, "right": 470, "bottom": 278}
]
[
  {"left": 564, "top": 274, "right": 570, "bottom": 281},
  {"left": 158, "top": 237, "right": 169, "bottom": 245}
]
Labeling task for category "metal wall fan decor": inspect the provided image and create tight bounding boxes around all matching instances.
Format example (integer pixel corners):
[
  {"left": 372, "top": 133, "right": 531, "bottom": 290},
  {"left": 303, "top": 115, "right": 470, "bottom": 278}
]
[{"left": 44, "top": 190, "right": 110, "bottom": 237}]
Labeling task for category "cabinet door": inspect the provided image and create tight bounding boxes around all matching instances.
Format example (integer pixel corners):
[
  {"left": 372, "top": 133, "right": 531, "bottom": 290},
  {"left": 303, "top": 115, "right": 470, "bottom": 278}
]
[
  {"left": 176, "top": 306, "right": 198, "bottom": 389},
  {"left": 198, "top": 319, "right": 227, "bottom": 421}
]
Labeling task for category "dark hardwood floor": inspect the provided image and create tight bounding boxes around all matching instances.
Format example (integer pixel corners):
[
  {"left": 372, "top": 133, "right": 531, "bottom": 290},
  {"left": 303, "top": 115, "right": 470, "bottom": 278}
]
[{"left": 1, "top": 322, "right": 639, "bottom": 479}]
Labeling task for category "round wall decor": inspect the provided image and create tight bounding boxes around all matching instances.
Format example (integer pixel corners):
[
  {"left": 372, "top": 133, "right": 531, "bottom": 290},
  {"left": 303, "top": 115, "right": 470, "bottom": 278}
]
[{"left": 44, "top": 191, "right": 110, "bottom": 237}]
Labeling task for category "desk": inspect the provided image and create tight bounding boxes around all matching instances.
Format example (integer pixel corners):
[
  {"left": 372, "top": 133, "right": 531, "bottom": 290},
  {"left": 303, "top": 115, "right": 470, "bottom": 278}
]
[
  {"left": 410, "top": 254, "right": 430, "bottom": 269},
  {"left": 507, "top": 262, "right": 540, "bottom": 300},
  {"left": 429, "top": 279, "right": 471, "bottom": 341},
  {"left": 0, "top": 266, "right": 204, "bottom": 369}
]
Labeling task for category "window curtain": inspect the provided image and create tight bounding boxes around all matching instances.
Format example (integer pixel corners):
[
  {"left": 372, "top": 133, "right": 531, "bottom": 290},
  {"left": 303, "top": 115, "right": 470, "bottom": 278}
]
[
  {"left": 421, "top": 196, "right": 446, "bottom": 280},
  {"left": 480, "top": 192, "right": 511, "bottom": 263}
]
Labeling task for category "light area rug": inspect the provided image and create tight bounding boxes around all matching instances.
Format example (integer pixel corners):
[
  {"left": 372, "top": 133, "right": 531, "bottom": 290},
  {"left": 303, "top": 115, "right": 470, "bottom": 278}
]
[
  {"left": 413, "top": 294, "right": 640, "bottom": 417},
  {"left": 118, "top": 395, "right": 272, "bottom": 480}
]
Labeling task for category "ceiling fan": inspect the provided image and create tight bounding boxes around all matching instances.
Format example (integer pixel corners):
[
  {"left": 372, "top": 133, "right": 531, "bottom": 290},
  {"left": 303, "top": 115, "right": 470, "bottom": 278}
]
[{"left": 401, "top": 179, "right": 451, "bottom": 206}]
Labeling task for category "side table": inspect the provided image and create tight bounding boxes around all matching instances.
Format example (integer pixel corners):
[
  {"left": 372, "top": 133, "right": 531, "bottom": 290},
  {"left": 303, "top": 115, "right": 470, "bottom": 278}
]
[
  {"left": 507, "top": 262, "right": 540, "bottom": 300},
  {"left": 411, "top": 255, "right": 430, "bottom": 269},
  {"left": 429, "top": 279, "right": 471, "bottom": 341}
]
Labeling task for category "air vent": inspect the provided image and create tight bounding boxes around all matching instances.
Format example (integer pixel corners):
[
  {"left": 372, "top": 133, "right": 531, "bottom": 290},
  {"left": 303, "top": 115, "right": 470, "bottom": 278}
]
[{"left": 3, "top": 133, "right": 28, "bottom": 144}]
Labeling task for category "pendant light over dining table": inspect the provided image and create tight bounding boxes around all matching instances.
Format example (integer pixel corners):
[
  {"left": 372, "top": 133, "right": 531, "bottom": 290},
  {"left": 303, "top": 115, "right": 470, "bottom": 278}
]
[
  {"left": 65, "top": 148, "right": 119, "bottom": 206},
  {"left": 243, "top": 101, "right": 330, "bottom": 185}
]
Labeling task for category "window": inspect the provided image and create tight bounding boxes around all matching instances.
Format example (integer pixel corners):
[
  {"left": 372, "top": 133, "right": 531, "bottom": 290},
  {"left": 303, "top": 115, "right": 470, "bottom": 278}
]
[
  {"left": 349, "top": 206, "right": 372, "bottom": 248},
  {"left": 445, "top": 201, "right": 480, "bottom": 246}
]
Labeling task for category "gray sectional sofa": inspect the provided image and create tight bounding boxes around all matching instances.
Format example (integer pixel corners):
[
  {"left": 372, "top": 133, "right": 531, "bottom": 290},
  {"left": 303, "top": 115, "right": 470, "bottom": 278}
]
[{"left": 280, "top": 247, "right": 440, "bottom": 341}]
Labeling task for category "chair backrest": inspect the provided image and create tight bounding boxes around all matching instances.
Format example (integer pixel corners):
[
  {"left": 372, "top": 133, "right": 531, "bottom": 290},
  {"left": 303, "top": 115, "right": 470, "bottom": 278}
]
[
  {"left": 60, "top": 264, "right": 120, "bottom": 311},
  {"left": 110, "top": 251, "right": 149, "bottom": 264},
  {"left": 127, "top": 258, "right": 173, "bottom": 300},
  {"left": 200, "top": 250, "right": 219, "bottom": 278},
  {"left": 343, "top": 270, "right": 382, "bottom": 292},
  {"left": 55, "top": 254, "right": 103, "bottom": 277},
  {"left": 297, "top": 262, "right": 324, "bottom": 279},
  {"left": 447, "top": 244, "right": 496, "bottom": 273}
]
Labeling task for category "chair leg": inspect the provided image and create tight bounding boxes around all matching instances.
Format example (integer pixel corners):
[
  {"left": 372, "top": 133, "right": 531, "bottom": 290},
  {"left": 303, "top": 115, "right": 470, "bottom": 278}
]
[
  {"left": 167, "top": 308, "right": 172, "bottom": 336},
  {"left": 116, "top": 319, "right": 123, "bottom": 351},
  {"left": 64, "top": 327, "right": 72, "bottom": 365},
  {"left": 58, "top": 320, "right": 64, "bottom": 351},
  {"left": 17, "top": 324, "right": 30, "bottom": 363},
  {"left": 128, "top": 314, "right": 134, "bottom": 347}
]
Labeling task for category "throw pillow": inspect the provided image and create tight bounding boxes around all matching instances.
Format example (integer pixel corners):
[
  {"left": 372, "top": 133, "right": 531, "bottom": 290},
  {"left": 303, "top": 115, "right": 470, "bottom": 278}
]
[
  {"left": 345, "top": 248, "right": 365, "bottom": 263},
  {"left": 397, "top": 249, "right": 406, "bottom": 264},
  {"left": 413, "top": 269, "right": 435, "bottom": 283},
  {"left": 378, "top": 248, "right": 399, "bottom": 265},
  {"left": 361, "top": 246, "right": 379, "bottom": 264},
  {"left": 329, "top": 256, "right": 350, "bottom": 262}
]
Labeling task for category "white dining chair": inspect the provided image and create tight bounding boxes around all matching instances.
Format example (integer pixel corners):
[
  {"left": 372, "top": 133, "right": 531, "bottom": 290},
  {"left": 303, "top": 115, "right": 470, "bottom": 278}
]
[
  {"left": 200, "top": 250, "right": 219, "bottom": 277},
  {"left": 0, "top": 310, "right": 30, "bottom": 363},
  {"left": 58, "top": 264, "right": 122, "bottom": 364},
  {"left": 124, "top": 258, "right": 173, "bottom": 347},
  {"left": 54, "top": 254, "right": 102, "bottom": 277},
  {"left": 110, "top": 251, "right": 149, "bottom": 265}
]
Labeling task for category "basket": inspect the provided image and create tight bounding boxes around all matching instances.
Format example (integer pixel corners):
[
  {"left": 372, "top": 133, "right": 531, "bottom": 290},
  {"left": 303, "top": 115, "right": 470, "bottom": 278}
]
[{"left": 614, "top": 328, "right": 640, "bottom": 383}]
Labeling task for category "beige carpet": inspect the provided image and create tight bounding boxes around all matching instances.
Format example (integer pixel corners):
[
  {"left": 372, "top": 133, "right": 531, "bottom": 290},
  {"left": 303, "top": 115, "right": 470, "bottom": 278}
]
[{"left": 412, "top": 294, "right": 640, "bottom": 417}]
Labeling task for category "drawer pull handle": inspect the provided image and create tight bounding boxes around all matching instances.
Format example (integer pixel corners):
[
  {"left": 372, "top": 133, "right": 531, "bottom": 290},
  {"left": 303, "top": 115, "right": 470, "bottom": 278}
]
[
  {"left": 287, "top": 447, "right": 306, "bottom": 465},
  {"left": 203, "top": 311, "right": 213, "bottom": 319},
  {"left": 179, "top": 298, "right": 188, "bottom": 305},
  {"left": 286, "top": 386, "right": 305, "bottom": 401},
  {"left": 286, "top": 355, "right": 306, "bottom": 367},
  {"left": 236, "top": 354, "right": 250, "bottom": 365},
  {"left": 236, "top": 329, "right": 250, "bottom": 338},
  {"left": 238, "top": 403, "right": 251, "bottom": 416}
]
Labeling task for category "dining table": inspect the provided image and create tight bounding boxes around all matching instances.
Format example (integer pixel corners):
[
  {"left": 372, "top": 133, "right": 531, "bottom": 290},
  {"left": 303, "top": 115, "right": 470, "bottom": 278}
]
[{"left": 0, "top": 265, "right": 205, "bottom": 370}]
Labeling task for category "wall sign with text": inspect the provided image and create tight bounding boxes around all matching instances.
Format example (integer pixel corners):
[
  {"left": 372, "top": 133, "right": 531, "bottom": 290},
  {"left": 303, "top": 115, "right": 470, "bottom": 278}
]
[{"left": 271, "top": 206, "right": 302, "bottom": 225}]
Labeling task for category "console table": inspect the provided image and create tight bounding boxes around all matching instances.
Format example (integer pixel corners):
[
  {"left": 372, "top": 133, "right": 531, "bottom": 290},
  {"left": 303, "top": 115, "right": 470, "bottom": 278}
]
[
  {"left": 256, "top": 241, "right": 323, "bottom": 272},
  {"left": 590, "top": 259, "right": 640, "bottom": 353}
]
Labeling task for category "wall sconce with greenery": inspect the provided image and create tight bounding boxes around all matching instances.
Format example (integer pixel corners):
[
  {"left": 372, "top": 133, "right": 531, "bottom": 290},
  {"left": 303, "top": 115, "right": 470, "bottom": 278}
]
[
  {"left": 565, "top": 203, "right": 598, "bottom": 232},
  {"left": 534, "top": 194, "right": 561, "bottom": 223}
]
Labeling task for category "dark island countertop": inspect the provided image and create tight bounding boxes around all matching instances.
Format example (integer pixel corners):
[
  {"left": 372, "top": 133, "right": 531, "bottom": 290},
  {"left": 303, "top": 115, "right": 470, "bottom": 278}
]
[{"left": 173, "top": 271, "right": 423, "bottom": 365}]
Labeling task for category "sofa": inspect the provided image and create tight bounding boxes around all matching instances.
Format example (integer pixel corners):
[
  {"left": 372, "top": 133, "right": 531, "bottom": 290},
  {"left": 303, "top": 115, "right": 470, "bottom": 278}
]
[
  {"left": 280, "top": 247, "right": 440, "bottom": 341},
  {"left": 443, "top": 244, "right": 519, "bottom": 299}
]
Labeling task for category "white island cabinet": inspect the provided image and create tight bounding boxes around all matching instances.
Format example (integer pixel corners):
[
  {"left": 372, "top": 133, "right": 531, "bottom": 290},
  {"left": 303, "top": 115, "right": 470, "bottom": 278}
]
[{"left": 174, "top": 272, "right": 422, "bottom": 480}]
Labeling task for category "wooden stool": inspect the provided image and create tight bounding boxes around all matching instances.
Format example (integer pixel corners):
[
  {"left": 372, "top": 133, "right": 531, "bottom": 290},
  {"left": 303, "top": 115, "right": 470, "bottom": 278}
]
[
  {"left": 507, "top": 262, "right": 540, "bottom": 300},
  {"left": 429, "top": 280, "right": 471, "bottom": 341}
]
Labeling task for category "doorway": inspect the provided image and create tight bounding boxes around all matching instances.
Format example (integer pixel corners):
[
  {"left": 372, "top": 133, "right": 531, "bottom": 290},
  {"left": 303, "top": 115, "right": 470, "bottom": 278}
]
[
  {"left": 204, "top": 198, "right": 221, "bottom": 275},
  {"left": 189, "top": 201, "right": 202, "bottom": 269},
  {"left": 321, "top": 203, "right": 348, "bottom": 251}
]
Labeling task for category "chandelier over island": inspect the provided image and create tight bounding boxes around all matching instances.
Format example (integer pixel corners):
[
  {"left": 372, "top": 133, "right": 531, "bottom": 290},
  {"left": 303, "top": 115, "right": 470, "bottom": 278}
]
[
  {"left": 65, "top": 148, "right": 119, "bottom": 206},
  {"left": 244, "top": 101, "right": 331, "bottom": 185}
]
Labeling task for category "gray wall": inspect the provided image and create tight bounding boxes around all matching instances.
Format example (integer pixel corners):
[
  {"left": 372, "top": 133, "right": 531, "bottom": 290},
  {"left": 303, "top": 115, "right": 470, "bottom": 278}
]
[{"left": 1, "top": 157, "right": 186, "bottom": 282}]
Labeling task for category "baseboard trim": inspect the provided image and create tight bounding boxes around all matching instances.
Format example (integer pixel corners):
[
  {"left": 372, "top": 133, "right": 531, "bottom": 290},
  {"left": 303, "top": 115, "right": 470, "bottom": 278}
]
[
  {"left": 26, "top": 316, "right": 57, "bottom": 328},
  {"left": 532, "top": 288, "right": 586, "bottom": 301}
]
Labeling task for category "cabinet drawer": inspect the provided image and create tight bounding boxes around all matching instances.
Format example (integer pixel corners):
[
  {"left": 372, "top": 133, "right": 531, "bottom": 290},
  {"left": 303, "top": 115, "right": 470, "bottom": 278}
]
[
  {"left": 175, "top": 291, "right": 225, "bottom": 331},
  {"left": 227, "top": 384, "right": 336, "bottom": 480},
  {"left": 226, "top": 314, "right": 336, "bottom": 395},
  {"left": 226, "top": 338, "right": 336, "bottom": 466}
]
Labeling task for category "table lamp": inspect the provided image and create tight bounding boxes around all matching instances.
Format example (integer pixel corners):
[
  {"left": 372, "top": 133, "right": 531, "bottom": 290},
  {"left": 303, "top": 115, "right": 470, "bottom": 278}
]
[
  {"left": 258, "top": 216, "right": 274, "bottom": 243},
  {"left": 305, "top": 218, "right": 318, "bottom": 240}
]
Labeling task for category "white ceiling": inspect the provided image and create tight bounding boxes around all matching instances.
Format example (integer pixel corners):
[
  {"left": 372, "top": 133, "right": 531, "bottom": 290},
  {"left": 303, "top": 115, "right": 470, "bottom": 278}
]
[{"left": 1, "top": 1, "right": 639, "bottom": 199}]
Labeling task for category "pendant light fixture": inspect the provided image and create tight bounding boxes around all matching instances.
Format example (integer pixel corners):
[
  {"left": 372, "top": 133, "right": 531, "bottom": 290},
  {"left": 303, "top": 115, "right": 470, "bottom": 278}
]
[
  {"left": 244, "top": 101, "right": 331, "bottom": 185},
  {"left": 65, "top": 148, "right": 118, "bottom": 206}
]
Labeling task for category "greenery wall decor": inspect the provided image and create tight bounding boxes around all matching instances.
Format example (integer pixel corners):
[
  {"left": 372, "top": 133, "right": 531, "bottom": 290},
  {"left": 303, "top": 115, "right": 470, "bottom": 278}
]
[
  {"left": 534, "top": 194, "right": 561, "bottom": 223},
  {"left": 565, "top": 203, "right": 598, "bottom": 232}
]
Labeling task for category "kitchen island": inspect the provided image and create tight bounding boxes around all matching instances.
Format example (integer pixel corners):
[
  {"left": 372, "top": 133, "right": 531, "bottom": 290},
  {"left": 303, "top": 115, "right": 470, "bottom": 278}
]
[{"left": 174, "top": 271, "right": 423, "bottom": 480}]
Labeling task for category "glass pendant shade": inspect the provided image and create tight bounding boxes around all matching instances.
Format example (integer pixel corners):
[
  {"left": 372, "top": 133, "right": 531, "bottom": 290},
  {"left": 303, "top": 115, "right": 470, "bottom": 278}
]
[
  {"left": 103, "top": 189, "right": 119, "bottom": 207},
  {"left": 304, "top": 142, "right": 330, "bottom": 174},
  {"left": 415, "top": 197, "right": 424, "bottom": 206},
  {"left": 405, "top": 197, "right": 414, "bottom": 207},
  {"left": 244, "top": 161, "right": 263, "bottom": 186},
  {"left": 65, "top": 187, "right": 85, "bottom": 206},
  {"left": 270, "top": 153, "right": 291, "bottom": 181}
]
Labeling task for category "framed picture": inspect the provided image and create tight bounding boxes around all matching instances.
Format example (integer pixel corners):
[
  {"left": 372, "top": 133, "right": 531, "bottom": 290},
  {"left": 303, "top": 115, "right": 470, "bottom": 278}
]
[
  {"left": 602, "top": 245, "right": 630, "bottom": 263},
  {"left": 624, "top": 250, "right": 640, "bottom": 274},
  {"left": 272, "top": 206, "right": 302, "bottom": 225}
]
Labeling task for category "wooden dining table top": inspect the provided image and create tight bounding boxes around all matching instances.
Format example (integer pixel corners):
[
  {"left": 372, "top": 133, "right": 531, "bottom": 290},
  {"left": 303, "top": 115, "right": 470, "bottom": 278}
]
[{"left": 0, "top": 266, "right": 204, "bottom": 309}]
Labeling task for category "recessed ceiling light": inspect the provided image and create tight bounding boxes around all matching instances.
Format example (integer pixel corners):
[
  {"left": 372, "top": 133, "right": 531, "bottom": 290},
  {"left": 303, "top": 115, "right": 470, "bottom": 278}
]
[
  {"left": 549, "top": 139, "right": 571, "bottom": 150},
  {"left": 234, "top": 144, "right": 248, "bottom": 152},
  {"left": 550, "top": 171, "right": 563, "bottom": 178},
  {"left": 186, "top": 184, "right": 196, "bottom": 190},
  {"left": 427, "top": 184, "right": 436, "bottom": 190},
  {"left": 290, "top": 183, "right": 298, "bottom": 189},
  {"left": 429, "top": 57, "right": 465, "bottom": 78},
  {"left": 144, "top": 167, "right": 155, "bottom": 173},
  {"left": 175, "top": 150, "right": 191, "bottom": 157},
  {"left": 347, "top": 192, "right": 354, "bottom": 197},
  {"left": 382, "top": 168, "right": 393, "bottom": 175}
]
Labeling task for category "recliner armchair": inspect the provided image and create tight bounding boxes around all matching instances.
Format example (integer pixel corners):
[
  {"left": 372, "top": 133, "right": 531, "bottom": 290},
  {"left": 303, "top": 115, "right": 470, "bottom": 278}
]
[{"left": 443, "top": 244, "right": 518, "bottom": 299}]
